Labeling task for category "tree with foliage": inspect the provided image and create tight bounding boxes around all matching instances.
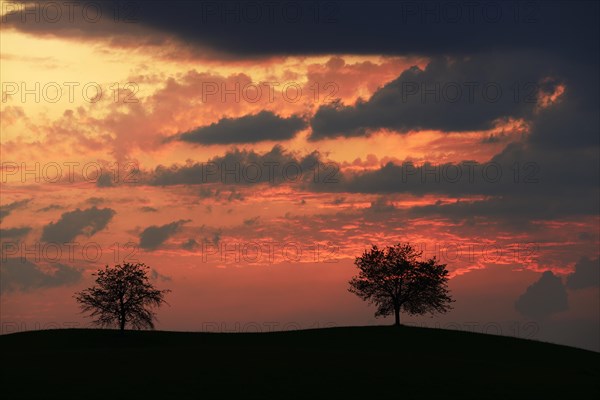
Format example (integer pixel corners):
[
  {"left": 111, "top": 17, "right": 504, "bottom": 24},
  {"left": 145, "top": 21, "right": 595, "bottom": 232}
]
[
  {"left": 349, "top": 243, "right": 453, "bottom": 326},
  {"left": 75, "top": 262, "right": 170, "bottom": 332}
]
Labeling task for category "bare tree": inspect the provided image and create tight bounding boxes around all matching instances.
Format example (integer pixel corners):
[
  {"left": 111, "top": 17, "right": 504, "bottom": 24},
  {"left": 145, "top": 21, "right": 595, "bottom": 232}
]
[
  {"left": 75, "top": 262, "right": 170, "bottom": 332},
  {"left": 349, "top": 243, "right": 453, "bottom": 326}
]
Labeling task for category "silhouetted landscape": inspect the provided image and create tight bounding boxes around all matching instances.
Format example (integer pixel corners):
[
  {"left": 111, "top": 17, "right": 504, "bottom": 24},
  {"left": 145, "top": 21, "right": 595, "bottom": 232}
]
[
  {"left": 2, "top": 326, "right": 599, "bottom": 399},
  {"left": 1, "top": 1, "right": 599, "bottom": 398}
]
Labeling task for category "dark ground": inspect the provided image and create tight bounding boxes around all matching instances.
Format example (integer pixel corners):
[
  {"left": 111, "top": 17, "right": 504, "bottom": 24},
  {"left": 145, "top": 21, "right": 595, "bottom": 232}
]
[{"left": 1, "top": 326, "right": 598, "bottom": 399}]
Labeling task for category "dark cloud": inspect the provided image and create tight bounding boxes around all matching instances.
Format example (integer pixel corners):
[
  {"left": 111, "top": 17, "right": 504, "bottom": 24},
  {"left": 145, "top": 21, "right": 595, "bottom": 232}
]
[
  {"left": 300, "top": 31, "right": 597, "bottom": 224},
  {"left": 408, "top": 194, "right": 599, "bottom": 224},
  {"left": 322, "top": 147, "right": 596, "bottom": 195},
  {"left": 181, "top": 238, "right": 199, "bottom": 251},
  {"left": 7, "top": 1, "right": 595, "bottom": 62},
  {"left": 96, "top": 173, "right": 115, "bottom": 187},
  {"left": 41, "top": 207, "right": 116, "bottom": 243},
  {"left": 176, "top": 111, "right": 306, "bottom": 144},
  {"left": 577, "top": 232, "right": 594, "bottom": 241},
  {"left": 308, "top": 51, "right": 597, "bottom": 147},
  {"left": 227, "top": 189, "right": 244, "bottom": 202},
  {"left": 305, "top": 139, "right": 598, "bottom": 223},
  {"left": 197, "top": 188, "right": 245, "bottom": 203},
  {"left": 526, "top": 59, "right": 599, "bottom": 150},
  {"left": 0, "top": 258, "right": 82, "bottom": 293},
  {"left": 0, "top": 199, "right": 31, "bottom": 221},
  {"left": 150, "top": 145, "right": 321, "bottom": 186},
  {"left": 198, "top": 188, "right": 214, "bottom": 198},
  {"left": 0, "top": 227, "right": 32, "bottom": 239},
  {"left": 566, "top": 257, "right": 600, "bottom": 290},
  {"left": 202, "top": 229, "right": 223, "bottom": 246},
  {"left": 37, "top": 204, "right": 64, "bottom": 212},
  {"left": 242, "top": 216, "right": 260, "bottom": 226},
  {"left": 209, "top": 231, "right": 222, "bottom": 246},
  {"left": 515, "top": 271, "right": 568, "bottom": 318},
  {"left": 310, "top": 54, "right": 548, "bottom": 139},
  {"left": 139, "top": 206, "right": 159, "bottom": 213},
  {"left": 139, "top": 219, "right": 191, "bottom": 250},
  {"left": 303, "top": 43, "right": 597, "bottom": 222},
  {"left": 480, "top": 134, "right": 504, "bottom": 144},
  {"left": 330, "top": 197, "right": 345, "bottom": 205},
  {"left": 150, "top": 268, "right": 172, "bottom": 282},
  {"left": 85, "top": 197, "right": 106, "bottom": 206},
  {"left": 368, "top": 197, "right": 397, "bottom": 213},
  {"left": 180, "top": 226, "right": 222, "bottom": 250}
]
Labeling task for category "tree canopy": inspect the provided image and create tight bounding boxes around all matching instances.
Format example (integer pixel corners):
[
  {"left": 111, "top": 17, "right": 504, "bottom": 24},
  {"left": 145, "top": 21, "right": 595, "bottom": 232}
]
[
  {"left": 349, "top": 243, "right": 453, "bottom": 325},
  {"left": 75, "top": 262, "right": 170, "bottom": 331}
]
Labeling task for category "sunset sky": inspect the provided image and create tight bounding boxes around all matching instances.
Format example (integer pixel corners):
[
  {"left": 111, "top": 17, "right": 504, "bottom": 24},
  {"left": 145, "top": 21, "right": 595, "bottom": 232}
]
[{"left": 1, "top": 1, "right": 598, "bottom": 351}]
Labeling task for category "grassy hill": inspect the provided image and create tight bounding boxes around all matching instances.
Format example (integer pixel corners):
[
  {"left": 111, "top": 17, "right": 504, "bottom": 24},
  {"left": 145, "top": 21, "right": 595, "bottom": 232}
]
[{"left": 1, "top": 326, "right": 598, "bottom": 399}]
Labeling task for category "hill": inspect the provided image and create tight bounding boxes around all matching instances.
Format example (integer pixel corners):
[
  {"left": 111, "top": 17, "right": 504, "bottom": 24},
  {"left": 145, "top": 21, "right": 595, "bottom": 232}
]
[{"left": 1, "top": 326, "right": 598, "bottom": 399}]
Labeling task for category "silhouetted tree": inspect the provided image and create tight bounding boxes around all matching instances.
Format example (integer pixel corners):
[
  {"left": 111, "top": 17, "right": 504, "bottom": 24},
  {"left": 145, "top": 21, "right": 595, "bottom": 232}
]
[
  {"left": 349, "top": 243, "right": 453, "bottom": 326},
  {"left": 75, "top": 262, "right": 170, "bottom": 332}
]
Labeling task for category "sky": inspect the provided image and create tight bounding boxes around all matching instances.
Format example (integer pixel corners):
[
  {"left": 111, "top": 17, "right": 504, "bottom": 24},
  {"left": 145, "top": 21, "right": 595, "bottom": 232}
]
[{"left": 0, "top": 0, "right": 598, "bottom": 351}]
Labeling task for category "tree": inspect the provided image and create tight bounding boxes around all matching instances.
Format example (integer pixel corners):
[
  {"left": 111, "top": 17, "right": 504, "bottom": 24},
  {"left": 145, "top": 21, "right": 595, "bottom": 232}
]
[
  {"left": 349, "top": 243, "right": 453, "bottom": 326},
  {"left": 75, "top": 262, "right": 170, "bottom": 332}
]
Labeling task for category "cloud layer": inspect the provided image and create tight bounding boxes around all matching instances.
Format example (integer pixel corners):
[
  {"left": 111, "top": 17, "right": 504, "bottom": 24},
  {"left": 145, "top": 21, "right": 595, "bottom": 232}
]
[
  {"left": 139, "top": 219, "right": 191, "bottom": 250},
  {"left": 177, "top": 111, "right": 306, "bottom": 144},
  {"left": 1, "top": 259, "right": 82, "bottom": 293},
  {"left": 41, "top": 207, "right": 116, "bottom": 243},
  {"left": 515, "top": 271, "right": 568, "bottom": 318}
]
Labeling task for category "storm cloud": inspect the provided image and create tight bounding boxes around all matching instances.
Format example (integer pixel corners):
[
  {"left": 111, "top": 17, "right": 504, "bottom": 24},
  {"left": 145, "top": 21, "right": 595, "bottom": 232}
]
[
  {"left": 139, "top": 219, "right": 191, "bottom": 250},
  {"left": 0, "top": 227, "right": 32, "bottom": 240},
  {"left": 177, "top": 111, "right": 306, "bottom": 144},
  {"left": 309, "top": 55, "right": 548, "bottom": 139},
  {"left": 515, "top": 271, "right": 568, "bottom": 318},
  {"left": 5, "top": 1, "right": 596, "bottom": 62},
  {"left": 41, "top": 207, "right": 116, "bottom": 243},
  {"left": 150, "top": 145, "right": 322, "bottom": 186},
  {"left": 566, "top": 257, "right": 600, "bottom": 290},
  {"left": 0, "top": 199, "right": 31, "bottom": 221},
  {"left": 0, "top": 258, "right": 82, "bottom": 294}
]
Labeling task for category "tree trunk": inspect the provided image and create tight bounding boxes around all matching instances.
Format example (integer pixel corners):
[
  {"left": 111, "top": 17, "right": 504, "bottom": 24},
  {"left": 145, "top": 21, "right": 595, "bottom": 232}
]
[
  {"left": 119, "top": 294, "right": 125, "bottom": 333},
  {"left": 394, "top": 306, "right": 400, "bottom": 326}
]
